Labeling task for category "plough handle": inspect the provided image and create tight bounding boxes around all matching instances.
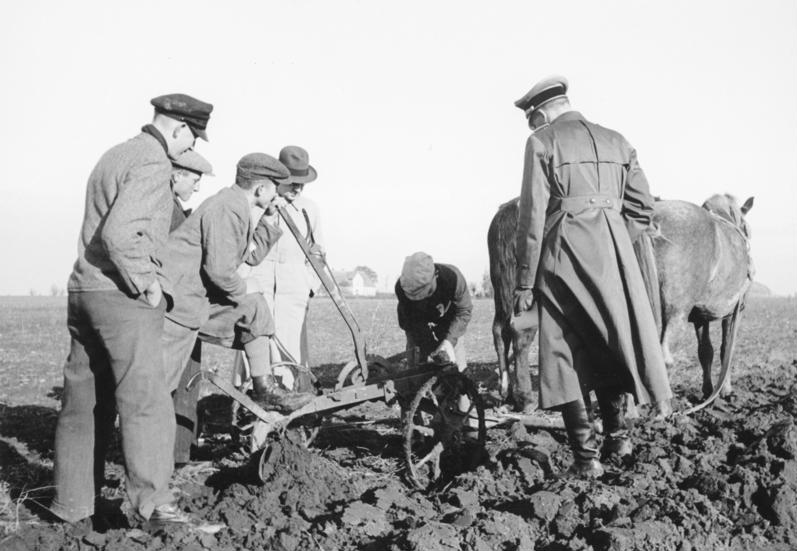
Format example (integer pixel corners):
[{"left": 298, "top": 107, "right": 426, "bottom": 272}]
[{"left": 276, "top": 206, "right": 369, "bottom": 378}]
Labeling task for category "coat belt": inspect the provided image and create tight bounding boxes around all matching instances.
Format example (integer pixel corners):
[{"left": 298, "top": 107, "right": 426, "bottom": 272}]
[{"left": 549, "top": 194, "right": 621, "bottom": 215}]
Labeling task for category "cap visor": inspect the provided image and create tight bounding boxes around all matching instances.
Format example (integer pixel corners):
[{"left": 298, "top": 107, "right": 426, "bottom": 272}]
[
  {"left": 402, "top": 283, "right": 434, "bottom": 301},
  {"left": 192, "top": 126, "right": 209, "bottom": 142},
  {"left": 289, "top": 166, "right": 318, "bottom": 184}
]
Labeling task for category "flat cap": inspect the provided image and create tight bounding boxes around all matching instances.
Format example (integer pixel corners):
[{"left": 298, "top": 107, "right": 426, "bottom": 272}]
[
  {"left": 279, "top": 145, "right": 317, "bottom": 184},
  {"left": 514, "top": 75, "right": 569, "bottom": 114},
  {"left": 151, "top": 93, "right": 213, "bottom": 141},
  {"left": 171, "top": 150, "right": 214, "bottom": 176},
  {"left": 400, "top": 252, "right": 437, "bottom": 300},
  {"left": 236, "top": 152, "right": 290, "bottom": 183}
]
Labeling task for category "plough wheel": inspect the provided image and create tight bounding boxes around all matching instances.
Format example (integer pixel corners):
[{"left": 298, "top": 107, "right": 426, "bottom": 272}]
[
  {"left": 403, "top": 372, "right": 486, "bottom": 489},
  {"left": 334, "top": 355, "right": 396, "bottom": 391}
]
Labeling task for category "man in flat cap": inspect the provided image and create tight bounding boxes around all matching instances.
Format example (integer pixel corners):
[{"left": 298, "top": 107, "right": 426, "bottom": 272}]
[
  {"left": 166, "top": 150, "right": 212, "bottom": 466},
  {"left": 53, "top": 93, "right": 214, "bottom": 528},
  {"left": 158, "top": 153, "right": 316, "bottom": 416},
  {"left": 512, "top": 76, "right": 672, "bottom": 477},
  {"left": 170, "top": 149, "right": 214, "bottom": 231},
  {"left": 395, "top": 252, "right": 473, "bottom": 371},
  {"left": 236, "top": 145, "right": 324, "bottom": 378}
]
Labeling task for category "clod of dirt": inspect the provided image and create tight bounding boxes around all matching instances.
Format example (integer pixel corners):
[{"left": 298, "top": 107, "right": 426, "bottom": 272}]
[
  {"left": 464, "top": 510, "right": 540, "bottom": 550},
  {"left": 593, "top": 520, "right": 680, "bottom": 551},
  {"left": 400, "top": 521, "right": 461, "bottom": 551},
  {"left": 766, "top": 420, "right": 797, "bottom": 459},
  {"left": 449, "top": 487, "right": 479, "bottom": 509},
  {"left": 341, "top": 502, "right": 389, "bottom": 536},
  {"left": 528, "top": 490, "right": 562, "bottom": 521}
]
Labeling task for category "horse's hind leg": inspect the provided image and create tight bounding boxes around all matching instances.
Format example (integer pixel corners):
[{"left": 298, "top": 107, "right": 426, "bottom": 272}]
[
  {"left": 694, "top": 321, "right": 714, "bottom": 398},
  {"left": 512, "top": 327, "right": 536, "bottom": 413},
  {"left": 492, "top": 318, "right": 509, "bottom": 400},
  {"left": 661, "top": 316, "right": 676, "bottom": 368},
  {"left": 719, "top": 317, "right": 734, "bottom": 397}
]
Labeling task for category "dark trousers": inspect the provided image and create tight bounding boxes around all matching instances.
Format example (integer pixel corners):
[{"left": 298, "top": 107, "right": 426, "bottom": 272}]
[{"left": 53, "top": 290, "right": 176, "bottom": 522}]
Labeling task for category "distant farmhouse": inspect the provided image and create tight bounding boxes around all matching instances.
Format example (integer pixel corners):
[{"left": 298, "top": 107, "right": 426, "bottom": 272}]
[{"left": 330, "top": 266, "right": 379, "bottom": 297}]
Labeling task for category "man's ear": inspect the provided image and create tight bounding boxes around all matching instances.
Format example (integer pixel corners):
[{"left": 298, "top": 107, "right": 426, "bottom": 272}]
[{"left": 172, "top": 123, "right": 187, "bottom": 139}]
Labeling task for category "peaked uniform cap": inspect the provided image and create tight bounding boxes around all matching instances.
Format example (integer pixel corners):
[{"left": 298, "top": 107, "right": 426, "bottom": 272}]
[
  {"left": 171, "top": 150, "right": 214, "bottom": 176},
  {"left": 151, "top": 93, "right": 214, "bottom": 141},
  {"left": 279, "top": 145, "right": 318, "bottom": 184},
  {"left": 514, "top": 76, "right": 569, "bottom": 115}
]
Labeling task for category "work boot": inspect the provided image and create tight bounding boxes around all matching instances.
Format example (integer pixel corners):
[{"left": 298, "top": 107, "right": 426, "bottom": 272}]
[
  {"left": 602, "top": 432, "right": 633, "bottom": 459},
  {"left": 147, "top": 502, "right": 225, "bottom": 534},
  {"left": 561, "top": 399, "right": 604, "bottom": 478},
  {"left": 565, "top": 458, "right": 605, "bottom": 478},
  {"left": 251, "top": 375, "right": 315, "bottom": 413}
]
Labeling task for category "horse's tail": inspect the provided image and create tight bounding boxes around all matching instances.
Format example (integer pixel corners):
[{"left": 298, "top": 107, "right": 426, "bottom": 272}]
[{"left": 633, "top": 232, "right": 662, "bottom": 337}]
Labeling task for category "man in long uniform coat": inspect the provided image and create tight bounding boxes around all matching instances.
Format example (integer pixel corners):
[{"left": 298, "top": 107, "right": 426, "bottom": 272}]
[{"left": 513, "top": 77, "right": 672, "bottom": 477}]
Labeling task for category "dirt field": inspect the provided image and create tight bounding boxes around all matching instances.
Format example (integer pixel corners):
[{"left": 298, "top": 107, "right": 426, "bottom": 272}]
[{"left": 1, "top": 295, "right": 796, "bottom": 550}]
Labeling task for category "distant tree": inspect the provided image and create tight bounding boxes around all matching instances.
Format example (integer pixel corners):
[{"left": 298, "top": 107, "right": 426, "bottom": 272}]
[
  {"left": 481, "top": 269, "right": 493, "bottom": 298},
  {"left": 29, "top": 288, "right": 39, "bottom": 297},
  {"left": 50, "top": 284, "right": 65, "bottom": 297},
  {"left": 353, "top": 265, "right": 378, "bottom": 284}
]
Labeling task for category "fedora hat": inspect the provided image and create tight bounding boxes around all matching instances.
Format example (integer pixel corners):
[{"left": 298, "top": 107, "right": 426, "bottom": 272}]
[{"left": 279, "top": 145, "right": 317, "bottom": 184}]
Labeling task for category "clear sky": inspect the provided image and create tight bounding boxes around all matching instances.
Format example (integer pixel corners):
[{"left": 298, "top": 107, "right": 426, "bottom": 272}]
[{"left": 1, "top": 0, "right": 795, "bottom": 295}]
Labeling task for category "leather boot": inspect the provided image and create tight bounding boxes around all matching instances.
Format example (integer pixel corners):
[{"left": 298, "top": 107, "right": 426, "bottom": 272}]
[
  {"left": 561, "top": 400, "right": 604, "bottom": 478},
  {"left": 251, "top": 375, "right": 315, "bottom": 413}
]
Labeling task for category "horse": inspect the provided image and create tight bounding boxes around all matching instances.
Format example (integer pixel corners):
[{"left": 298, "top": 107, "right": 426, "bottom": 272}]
[
  {"left": 487, "top": 198, "right": 536, "bottom": 411},
  {"left": 487, "top": 193, "right": 753, "bottom": 412},
  {"left": 640, "top": 194, "right": 754, "bottom": 400}
]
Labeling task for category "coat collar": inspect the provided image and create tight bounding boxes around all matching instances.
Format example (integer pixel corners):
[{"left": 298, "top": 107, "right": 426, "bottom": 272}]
[
  {"left": 552, "top": 110, "right": 586, "bottom": 124},
  {"left": 141, "top": 124, "right": 169, "bottom": 154}
]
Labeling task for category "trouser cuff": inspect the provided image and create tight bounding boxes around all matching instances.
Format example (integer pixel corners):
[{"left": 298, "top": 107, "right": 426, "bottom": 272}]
[{"left": 50, "top": 500, "right": 94, "bottom": 524}]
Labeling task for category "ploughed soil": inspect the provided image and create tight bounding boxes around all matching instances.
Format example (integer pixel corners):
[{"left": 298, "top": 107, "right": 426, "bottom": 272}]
[{"left": 1, "top": 296, "right": 796, "bottom": 550}]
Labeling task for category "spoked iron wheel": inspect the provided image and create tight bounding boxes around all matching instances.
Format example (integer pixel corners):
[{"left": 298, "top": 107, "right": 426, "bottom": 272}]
[{"left": 403, "top": 372, "right": 486, "bottom": 489}]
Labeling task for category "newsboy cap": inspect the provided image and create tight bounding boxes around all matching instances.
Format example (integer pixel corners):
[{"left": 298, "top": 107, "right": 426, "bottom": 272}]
[
  {"left": 151, "top": 93, "right": 214, "bottom": 141},
  {"left": 514, "top": 75, "right": 569, "bottom": 115},
  {"left": 279, "top": 145, "right": 317, "bottom": 184},
  {"left": 171, "top": 150, "right": 214, "bottom": 176},
  {"left": 400, "top": 252, "right": 437, "bottom": 301},
  {"left": 236, "top": 152, "right": 290, "bottom": 184}
]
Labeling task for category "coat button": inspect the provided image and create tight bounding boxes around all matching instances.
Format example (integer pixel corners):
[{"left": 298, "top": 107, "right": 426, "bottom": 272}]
[
  {"left": 605, "top": 199, "right": 611, "bottom": 205},
  {"left": 589, "top": 198, "right": 596, "bottom": 204}
]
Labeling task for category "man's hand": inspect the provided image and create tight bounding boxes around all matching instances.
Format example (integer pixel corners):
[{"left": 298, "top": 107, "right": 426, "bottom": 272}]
[
  {"left": 143, "top": 279, "right": 163, "bottom": 308},
  {"left": 513, "top": 287, "right": 535, "bottom": 315},
  {"left": 431, "top": 339, "right": 456, "bottom": 365},
  {"left": 264, "top": 196, "right": 289, "bottom": 216},
  {"left": 308, "top": 243, "right": 325, "bottom": 259}
]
